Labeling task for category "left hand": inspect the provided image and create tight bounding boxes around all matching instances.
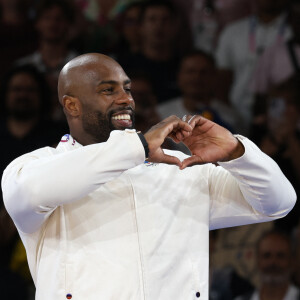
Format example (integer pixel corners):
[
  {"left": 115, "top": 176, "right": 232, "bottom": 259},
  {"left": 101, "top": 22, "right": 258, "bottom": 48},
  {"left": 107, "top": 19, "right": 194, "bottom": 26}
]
[{"left": 180, "top": 115, "right": 245, "bottom": 169}]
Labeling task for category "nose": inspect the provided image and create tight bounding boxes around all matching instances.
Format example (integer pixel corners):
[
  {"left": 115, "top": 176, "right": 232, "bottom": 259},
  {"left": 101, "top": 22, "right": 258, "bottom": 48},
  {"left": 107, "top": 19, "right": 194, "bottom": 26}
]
[{"left": 114, "top": 89, "right": 135, "bottom": 107}]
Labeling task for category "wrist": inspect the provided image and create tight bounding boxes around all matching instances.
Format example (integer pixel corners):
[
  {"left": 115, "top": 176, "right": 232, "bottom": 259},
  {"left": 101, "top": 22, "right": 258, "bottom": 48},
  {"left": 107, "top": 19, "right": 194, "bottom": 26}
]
[
  {"left": 227, "top": 139, "right": 245, "bottom": 161},
  {"left": 137, "top": 132, "right": 149, "bottom": 159}
]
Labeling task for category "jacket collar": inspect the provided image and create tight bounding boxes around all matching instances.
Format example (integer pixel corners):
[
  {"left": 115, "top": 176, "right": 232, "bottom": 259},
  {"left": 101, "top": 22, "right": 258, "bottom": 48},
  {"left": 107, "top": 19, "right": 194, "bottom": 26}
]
[{"left": 56, "top": 134, "right": 82, "bottom": 152}]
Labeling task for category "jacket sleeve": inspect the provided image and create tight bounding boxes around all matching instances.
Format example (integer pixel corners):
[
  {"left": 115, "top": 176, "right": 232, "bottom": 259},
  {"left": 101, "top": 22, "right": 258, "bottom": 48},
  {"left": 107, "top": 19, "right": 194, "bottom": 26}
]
[
  {"left": 209, "top": 135, "right": 297, "bottom": 230},
  {"left": 1, "top": 130, "right": 145, "bottom": 233}
]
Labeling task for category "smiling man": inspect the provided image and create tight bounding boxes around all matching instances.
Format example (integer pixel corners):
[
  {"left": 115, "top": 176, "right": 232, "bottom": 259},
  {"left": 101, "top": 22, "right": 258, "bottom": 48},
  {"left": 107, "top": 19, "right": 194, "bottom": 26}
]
[{"left": 1, "top": 53, "right": 296, "bottom": 300}]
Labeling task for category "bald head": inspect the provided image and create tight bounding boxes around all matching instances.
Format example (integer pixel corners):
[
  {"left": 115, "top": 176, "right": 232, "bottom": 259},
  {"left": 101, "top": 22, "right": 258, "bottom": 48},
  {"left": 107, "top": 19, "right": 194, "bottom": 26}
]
[
  {"left": 57, "top": 53, "right": 134, "bottom": 145},
  {"left": 58, "top": 53, "right": 122, "bottom": 105}
]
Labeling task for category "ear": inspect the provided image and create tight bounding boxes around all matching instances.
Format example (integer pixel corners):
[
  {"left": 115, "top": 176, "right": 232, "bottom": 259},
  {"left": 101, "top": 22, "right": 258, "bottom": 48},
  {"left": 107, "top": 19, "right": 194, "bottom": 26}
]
[{"left": 62, "top": 95, "right": 81, "bottom": 117}]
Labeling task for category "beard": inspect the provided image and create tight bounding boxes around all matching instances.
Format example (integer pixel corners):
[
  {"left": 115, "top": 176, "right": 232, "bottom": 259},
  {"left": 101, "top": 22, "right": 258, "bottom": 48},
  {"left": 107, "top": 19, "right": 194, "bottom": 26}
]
[{"left": 82, "top": 107, "right": 135, "bottom": 143}]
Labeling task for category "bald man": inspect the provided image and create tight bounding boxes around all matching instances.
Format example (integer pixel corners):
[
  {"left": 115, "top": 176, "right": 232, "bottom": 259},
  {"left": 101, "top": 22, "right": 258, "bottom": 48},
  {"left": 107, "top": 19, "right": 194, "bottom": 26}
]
[{"left": 1, "top": 53, "right": 296, "bottom": 300}]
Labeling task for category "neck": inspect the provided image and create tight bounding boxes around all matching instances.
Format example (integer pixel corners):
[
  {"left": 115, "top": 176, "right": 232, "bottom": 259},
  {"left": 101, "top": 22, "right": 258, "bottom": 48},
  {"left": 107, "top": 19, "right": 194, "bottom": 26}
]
[
  {"left": 260, "top": 282, "right": 289, "bottom": 300},
  {"left": 7, "top": 117, "right": 38, "bottom": 139},
  {"left": 142, "top": 42, "right": 172, "bottom": 61}
]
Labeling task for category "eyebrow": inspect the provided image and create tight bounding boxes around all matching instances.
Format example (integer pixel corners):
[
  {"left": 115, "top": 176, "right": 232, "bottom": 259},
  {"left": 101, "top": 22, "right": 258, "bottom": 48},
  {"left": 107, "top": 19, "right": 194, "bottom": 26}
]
[{"left": 97, "top": 79, "right": 131, "bottom": 86}]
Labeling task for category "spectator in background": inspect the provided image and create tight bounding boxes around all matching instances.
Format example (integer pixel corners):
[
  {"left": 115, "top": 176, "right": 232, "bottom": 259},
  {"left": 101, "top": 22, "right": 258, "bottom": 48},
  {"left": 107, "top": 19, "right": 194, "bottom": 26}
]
[
  {"left": 173, "top": 0, "right": 253, "bottom": 53},
  {"left": 209, "top": 230, "right": 254, "bottom": 300},
  {"left": 15, "top": 0, "right": 77, "bottom": 123},
  {"left": 118, "top": 0, "right": 189, "bottom": 103},
  {"left": 112, "top": 1, "right": 144, "bottom": 61},
  {"left": 0, "top": 64, "right": 64, "bottom": 204},
  {"left": 216, "top": 0, "right": 291, "bottom": 133},
  {"left": 236, "top": 230, "right": 300, "bottom": 300},
  {"left": 76, "top": 0, "right": 142, "bottom": 53},
  {"left": 0, "top": 64, "right": 63, "bottom": 300},
  {"left": 0, "top": 0, "right": 38, "bottom": 81},
  {"left": 251, "top": 76, "right": 300, "bottom": 231},
  {"left": 251, "top": 0, "right": 300, "bottom": 98},
  {"left": 129, "top": 72, "right": 160, "bottom": 133},
  {"left": 129, "top": 72, "right": 175, "bottom": 151},
  {"left": 158, "top": 50, "right": 242, "bottom": 133}
]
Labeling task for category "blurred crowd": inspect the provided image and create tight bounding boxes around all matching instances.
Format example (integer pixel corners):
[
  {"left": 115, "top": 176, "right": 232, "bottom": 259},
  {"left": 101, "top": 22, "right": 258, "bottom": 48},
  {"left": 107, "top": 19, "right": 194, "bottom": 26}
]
[{"left": 0, "top": 0, "right": 300, "bottom": 299}]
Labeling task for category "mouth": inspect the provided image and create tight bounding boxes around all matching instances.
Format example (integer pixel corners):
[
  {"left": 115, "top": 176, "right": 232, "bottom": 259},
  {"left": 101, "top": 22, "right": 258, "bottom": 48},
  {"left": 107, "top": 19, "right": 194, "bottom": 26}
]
[{"left": 111, "top": 110, "right": 133, "bottom": 129}]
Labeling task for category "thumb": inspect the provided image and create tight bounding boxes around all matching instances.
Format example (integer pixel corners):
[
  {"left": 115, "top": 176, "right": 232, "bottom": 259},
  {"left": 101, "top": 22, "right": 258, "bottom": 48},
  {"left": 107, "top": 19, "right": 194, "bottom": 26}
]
[
  {"left": 161, "top": 153, "right": 183, "bottom": 167},
  {"left": 180, "top": 155, "right": 204, "bottom": 169}
]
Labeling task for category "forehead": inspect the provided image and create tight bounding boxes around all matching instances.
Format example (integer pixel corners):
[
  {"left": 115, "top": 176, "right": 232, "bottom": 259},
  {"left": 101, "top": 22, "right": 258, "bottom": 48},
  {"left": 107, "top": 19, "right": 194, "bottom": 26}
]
[
  {"left": 9, "top": 72, "right": 37, "bottom": 86},
  {"left": 80, "top": 60, "right": 129, "bottom": 85}
]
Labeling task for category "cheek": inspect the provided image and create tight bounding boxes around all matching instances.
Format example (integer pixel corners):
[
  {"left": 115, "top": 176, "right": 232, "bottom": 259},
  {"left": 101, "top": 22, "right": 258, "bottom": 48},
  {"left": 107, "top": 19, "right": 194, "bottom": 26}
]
[{"left": 82, "top": 97, "right": 107, "bottom": 114}]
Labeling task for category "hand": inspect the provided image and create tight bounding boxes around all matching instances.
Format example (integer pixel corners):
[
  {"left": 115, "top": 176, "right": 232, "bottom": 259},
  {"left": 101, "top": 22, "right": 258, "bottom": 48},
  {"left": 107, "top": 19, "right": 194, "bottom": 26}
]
[
  {"left": 144, "top": 115, "right": 193, "bottom": 166},
  {"left": 181, "top": 115, "right": 244, "bottom": 169}
]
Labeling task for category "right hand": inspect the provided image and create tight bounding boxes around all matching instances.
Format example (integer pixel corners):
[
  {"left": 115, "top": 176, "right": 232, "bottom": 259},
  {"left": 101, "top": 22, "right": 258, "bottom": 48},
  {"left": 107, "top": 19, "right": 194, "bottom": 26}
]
[{"left": 143, "top": 116, "right": 193, "bottom": 166}]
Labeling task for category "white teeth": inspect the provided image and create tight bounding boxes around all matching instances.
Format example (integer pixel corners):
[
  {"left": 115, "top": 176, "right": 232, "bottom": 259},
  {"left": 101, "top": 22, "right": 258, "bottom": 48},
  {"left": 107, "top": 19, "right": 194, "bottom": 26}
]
[{"left": 112, "top": 114, "right": 131, "bottom": 120}]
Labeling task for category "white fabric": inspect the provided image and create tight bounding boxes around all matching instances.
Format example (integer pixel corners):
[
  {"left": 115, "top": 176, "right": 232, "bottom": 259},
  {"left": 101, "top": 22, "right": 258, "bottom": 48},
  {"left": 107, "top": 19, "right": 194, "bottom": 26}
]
[
  {"left": 250, "top": 42, "right": 300, "bottom": 94},
  {"left": 215, "top": 14, "right": 291, "bottom": 127},
  {"left": 1, "top": 130, "right": 296, "bottom": 300}
]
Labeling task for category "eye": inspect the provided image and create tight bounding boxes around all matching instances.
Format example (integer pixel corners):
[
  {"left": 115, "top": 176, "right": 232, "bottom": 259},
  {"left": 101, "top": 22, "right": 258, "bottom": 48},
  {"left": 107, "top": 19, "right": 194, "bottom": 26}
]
[
  {"left": 102, "top": 87, "right": 113, "bottom": 93},
  {"left": 124, "top": 87, "right": 131, "bottom": 93}
]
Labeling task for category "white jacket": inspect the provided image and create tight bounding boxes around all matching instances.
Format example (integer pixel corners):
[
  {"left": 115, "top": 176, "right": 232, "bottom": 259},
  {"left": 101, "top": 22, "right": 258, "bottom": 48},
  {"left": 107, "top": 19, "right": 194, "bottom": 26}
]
[{"left": 1, "top": 130, "right": 296, "bottom": 300}]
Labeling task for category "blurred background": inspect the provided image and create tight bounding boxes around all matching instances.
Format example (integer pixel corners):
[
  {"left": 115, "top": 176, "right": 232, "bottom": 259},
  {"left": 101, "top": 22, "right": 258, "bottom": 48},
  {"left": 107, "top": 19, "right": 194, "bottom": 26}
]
[{"left": 0, "top": 0, "right": 300, "bottom": 299}]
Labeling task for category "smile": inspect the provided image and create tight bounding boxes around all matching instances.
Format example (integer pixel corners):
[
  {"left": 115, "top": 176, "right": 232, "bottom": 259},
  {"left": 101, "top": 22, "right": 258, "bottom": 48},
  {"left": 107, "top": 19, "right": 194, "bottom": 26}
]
[{"left": 111, "top": 114, "right": 131, "bottom": 120}]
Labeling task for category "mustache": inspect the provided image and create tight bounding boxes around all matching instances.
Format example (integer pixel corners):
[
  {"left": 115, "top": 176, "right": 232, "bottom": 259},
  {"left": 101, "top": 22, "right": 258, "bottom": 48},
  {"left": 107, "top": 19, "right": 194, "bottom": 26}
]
[{"left": 108, "top": 106, "right": 135, "bottom": 119}]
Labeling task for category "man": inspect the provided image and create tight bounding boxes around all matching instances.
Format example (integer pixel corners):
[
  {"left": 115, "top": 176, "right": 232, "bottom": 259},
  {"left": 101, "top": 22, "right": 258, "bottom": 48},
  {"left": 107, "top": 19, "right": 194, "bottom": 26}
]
[
  {"left": 129, "top": 73, "right": 161, "bottom": 133},
  {"left": 15, "top": 0, "right": 77, "bottom": 122},
  {"left": 158, "top": 50, "right": 243, "bottom": 133},
  {"left": 236, "top": 230, "right": 300, "bottom": 300},
  {"left": 216, "top": 0, "right": 291, "bottom": 132},
  {"left": 0, "top": 64, "right": 65, "bottom": 299},
  {"left": 250, "top": 0, "right": 300, "bottom": 97},
  {"left": 158, "top": 50, "right": 243, "bottom": 154},
  {"left": 118, "top": 0, "right": 185, "bottom": 103},
  {"left": 1, "top": 53, "right": 296, "bottom": 300}
]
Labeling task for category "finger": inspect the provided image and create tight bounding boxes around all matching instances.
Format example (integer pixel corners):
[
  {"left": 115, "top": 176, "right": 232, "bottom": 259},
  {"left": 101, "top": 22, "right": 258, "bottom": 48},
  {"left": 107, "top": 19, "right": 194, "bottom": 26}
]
[
  {"left": 175, "top": 129, "right": 191, "bottom": 141},
  {"left": 160, "top": 153, "right": 183, "bottom": 167},
  {"left": 165, "top": 119, "right": 193, "bottom": 137},
  {"left": 175, "top": 119, "right": 193, "bottom": 132},
  {"left": 168, "top": 127, "right": 192, "bottom": 143},
  {"left": 187, "top": 115, "right": 197, "bottom": 125},
  {"left": 187, "top": 115, "right": 203, "bottom": 129},
  {"left": 180, "top": 155, "right": 205, "bottom": 170}
]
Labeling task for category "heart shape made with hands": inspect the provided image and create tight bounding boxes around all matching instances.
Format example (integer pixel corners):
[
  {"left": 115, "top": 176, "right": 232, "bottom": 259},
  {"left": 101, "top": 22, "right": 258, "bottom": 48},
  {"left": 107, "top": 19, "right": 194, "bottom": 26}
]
[
  {"left": 144, "top": 115, "right": 243, "bottom": 169},
  {"left": 179, "top": 115, "right": 243, "bottom": 169}
]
